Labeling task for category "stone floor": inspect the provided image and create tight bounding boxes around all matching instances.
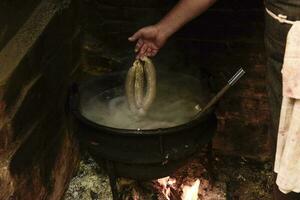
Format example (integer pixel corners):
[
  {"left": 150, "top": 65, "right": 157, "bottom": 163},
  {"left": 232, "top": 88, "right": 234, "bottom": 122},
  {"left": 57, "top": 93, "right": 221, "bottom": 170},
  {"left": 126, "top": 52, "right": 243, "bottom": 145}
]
[{"left": 63, "top": 149, "right": 274, "bottom": 200}]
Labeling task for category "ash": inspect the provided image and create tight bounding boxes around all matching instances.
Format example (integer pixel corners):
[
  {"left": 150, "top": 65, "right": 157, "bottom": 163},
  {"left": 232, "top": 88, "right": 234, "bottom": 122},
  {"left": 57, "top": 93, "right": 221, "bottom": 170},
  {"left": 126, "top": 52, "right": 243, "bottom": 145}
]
[
  {"left": 64, "top": 150, "right": 273, "bottom": 200},
  {"left": 63, "top": 154, "right": 113, "bottom": 200}
]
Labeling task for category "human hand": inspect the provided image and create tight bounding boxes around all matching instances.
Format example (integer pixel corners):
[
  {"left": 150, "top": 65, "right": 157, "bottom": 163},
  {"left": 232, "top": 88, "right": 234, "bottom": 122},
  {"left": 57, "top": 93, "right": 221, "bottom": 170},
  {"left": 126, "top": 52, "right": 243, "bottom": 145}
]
[{"left": 128, "top": 25, "right": 168, "bottom": 59}]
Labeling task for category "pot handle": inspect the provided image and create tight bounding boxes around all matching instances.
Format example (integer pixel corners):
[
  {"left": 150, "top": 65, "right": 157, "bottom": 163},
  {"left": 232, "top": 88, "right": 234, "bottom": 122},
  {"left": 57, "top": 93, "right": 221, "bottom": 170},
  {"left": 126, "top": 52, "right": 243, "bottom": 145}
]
[{"left": 195, "top": 68, "right": 245, "bottom": 118}]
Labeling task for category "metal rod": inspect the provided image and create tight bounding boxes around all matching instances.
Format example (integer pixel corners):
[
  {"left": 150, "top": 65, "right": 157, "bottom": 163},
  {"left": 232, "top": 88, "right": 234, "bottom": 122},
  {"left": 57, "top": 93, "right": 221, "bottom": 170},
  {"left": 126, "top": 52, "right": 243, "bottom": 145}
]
[
  {"left": 206, "top": 141, "right": 215, "bottom": 185},
  {"left": 106, "top": 160, "right": 119, "bottom": 200},
  {"left": 195, "top": 68, "right": 245, "bottom": 118},
  {"left": 228, "top": 68, "right": 245, "bottom": 86}
]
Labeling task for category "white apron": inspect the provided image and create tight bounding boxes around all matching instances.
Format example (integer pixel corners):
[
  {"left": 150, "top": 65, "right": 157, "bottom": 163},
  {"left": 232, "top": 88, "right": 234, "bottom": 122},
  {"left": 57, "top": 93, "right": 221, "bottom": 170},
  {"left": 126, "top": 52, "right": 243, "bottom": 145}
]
[{"left": 267, "top": 8, "right": 300, "bottom": 194}]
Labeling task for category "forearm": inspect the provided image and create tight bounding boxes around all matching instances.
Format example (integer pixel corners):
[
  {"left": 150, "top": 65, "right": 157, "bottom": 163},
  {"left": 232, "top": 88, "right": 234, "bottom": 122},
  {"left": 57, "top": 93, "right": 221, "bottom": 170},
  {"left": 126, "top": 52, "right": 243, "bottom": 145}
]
[{"left": 156, "top": 0, "right": 217, "bottom": 38}]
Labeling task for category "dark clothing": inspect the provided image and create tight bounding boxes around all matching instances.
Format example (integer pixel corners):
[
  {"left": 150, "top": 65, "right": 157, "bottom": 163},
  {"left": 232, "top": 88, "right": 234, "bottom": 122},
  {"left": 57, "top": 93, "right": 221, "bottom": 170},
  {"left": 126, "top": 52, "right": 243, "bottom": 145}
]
[
  {"left": 265, "top": 0, "right": 300, "bottom": 199},
  {"left": 264, "top": 11, "right": 291, "bottom": 132},
  {"left": 265, "top": 0, "right": 300, "bottom": 20},
  {"left": 274, "top": 184, "right": 300, "bottom": 200}
]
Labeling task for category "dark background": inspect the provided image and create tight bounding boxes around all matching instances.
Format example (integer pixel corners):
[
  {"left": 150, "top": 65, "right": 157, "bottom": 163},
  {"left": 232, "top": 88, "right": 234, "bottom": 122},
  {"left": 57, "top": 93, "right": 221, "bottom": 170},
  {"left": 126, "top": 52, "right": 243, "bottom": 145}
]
[{"left": 80, "top": 0, "right": 271, "bottom": 161}]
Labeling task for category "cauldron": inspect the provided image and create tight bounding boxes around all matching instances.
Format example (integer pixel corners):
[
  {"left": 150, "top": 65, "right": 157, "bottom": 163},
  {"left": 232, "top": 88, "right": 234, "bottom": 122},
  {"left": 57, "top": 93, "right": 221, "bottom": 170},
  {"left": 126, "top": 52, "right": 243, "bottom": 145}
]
[{"left": 70, "top": 71, "right": 217, "bottom": 180}]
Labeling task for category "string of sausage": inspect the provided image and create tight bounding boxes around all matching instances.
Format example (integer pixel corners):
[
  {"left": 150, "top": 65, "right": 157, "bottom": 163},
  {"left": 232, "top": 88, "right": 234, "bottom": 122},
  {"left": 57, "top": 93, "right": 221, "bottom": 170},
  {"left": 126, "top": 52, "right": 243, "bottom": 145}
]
[{"left": 125, "top": 57, "right": 156, "bottom": 116}]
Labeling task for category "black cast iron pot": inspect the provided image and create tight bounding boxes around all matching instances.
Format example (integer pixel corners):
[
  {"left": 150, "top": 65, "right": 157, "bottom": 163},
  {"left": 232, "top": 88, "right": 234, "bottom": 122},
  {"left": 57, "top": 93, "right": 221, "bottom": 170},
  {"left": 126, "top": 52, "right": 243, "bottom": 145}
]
[{"left": 70, "top": 71, "right": 217, "bottom": 180}]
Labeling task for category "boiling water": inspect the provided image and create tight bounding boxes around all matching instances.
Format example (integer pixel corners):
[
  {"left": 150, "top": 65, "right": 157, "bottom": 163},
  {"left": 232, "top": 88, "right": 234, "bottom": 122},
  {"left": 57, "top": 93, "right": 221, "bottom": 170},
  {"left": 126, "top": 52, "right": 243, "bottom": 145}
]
[{"left": 81, "top": 82, "right": 203, "bottom": 130}]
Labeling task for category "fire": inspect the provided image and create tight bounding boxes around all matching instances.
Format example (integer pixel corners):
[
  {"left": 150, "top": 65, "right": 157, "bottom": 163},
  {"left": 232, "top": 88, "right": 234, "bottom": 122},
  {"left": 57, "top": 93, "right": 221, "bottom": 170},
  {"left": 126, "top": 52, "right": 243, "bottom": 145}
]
[
  {"left": 157, "top": 176, "right": 176, "bottom": 200},
  {"left": 132, "top": 188, "right": 139, "bottom": 200},
  {"left": 156, "top": 177, "right": 200, "bottom": 200},
  {"left": 181, "top": 179, "right": 200, "bottom": 200}
]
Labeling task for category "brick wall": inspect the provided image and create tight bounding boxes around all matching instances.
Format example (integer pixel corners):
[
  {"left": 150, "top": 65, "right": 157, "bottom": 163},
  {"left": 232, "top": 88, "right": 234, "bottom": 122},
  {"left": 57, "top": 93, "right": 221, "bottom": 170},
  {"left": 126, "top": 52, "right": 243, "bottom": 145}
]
[{"left": 174, "top": 0, "right": 272, "bottom": 160}]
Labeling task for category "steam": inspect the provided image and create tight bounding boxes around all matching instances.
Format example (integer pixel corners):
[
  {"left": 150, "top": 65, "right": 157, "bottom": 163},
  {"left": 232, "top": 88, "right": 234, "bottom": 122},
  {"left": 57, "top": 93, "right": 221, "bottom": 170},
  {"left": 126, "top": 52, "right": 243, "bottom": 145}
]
[{"left": 80, "top": 72, "right": 207, "bottom": 131}]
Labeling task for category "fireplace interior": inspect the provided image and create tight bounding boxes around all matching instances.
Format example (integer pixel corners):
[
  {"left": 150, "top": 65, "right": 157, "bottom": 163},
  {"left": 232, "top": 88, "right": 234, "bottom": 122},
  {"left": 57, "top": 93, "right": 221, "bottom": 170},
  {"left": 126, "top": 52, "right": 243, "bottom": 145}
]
[
  {"left": 0, "top": 0, "right": 274, "bottom": 199},
  {"left": 66, "top": 0, "right": 273, "bottom": 199}
]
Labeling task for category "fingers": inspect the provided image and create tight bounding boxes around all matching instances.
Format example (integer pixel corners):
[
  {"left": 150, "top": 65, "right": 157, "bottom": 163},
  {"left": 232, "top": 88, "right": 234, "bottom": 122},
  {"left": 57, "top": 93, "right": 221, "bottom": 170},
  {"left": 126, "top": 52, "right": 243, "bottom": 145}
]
[
  {"left": 135, "top": 39, "right": 143, "bottom": 52},
  {"left": 128, "top": 30, "right": 142, "bottom": 42},
  {"left": 147, "top": 48, "right": 158, "bottom": 57},
  {"left": 140, "top": 44, "right": 148, "bottom": 55},
  {"left": 150, "top": 49, "right": 158, "bottom": 57},
  {"left": 136, "top": 44, "right": 148, "bottom": 59},
  {"left": 146, "top": 48, "right": 152, "bottom": 56},
  {"left": 145, "top": 48, "right": 156, "bottom": 57},
  {"left": 143, "top": 47, "right": 158, "bottom": 57},
  {"left": 129, "top": 27, "right": 160, "bottom": 58},
  {"left": 129, "top": 27, "right": 158, "bottom": 58},
  {"left": 136, "top": 45, "right": 159, "bottom": 59},
  {"left": 147, "top": 43, "right": 158, "bottom": 57}
]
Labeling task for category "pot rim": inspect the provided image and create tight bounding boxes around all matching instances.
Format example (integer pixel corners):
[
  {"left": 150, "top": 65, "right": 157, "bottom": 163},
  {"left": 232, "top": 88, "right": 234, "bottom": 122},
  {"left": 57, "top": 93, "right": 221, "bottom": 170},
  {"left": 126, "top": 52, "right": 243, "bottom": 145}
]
[
  {"left": 72, "top": 105, "right": 215, "bottom": 137},
  {"left": 70, "top": 72, "right": 216, "bottom": 137}
]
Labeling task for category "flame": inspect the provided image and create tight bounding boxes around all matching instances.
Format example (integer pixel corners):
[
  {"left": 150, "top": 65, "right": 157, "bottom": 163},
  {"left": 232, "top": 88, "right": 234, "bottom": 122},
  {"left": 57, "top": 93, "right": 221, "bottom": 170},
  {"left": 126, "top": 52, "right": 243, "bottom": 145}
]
[
  {"left": 181, "top": 179, "right": 200, "bottom": 200},
  {"left": 132, "top": 188, "right": 139, "bottom": 200},
  {"left": 157, "top": 176, "right": 176, "bottom": 200}
]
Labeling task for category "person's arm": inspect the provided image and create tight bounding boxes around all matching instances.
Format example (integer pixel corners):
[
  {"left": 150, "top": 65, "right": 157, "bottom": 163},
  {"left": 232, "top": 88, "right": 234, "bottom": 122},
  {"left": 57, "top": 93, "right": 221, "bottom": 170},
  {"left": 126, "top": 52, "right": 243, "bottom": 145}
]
[{"left": 129, "top": 0, "right": 216, "bottom": 58}]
